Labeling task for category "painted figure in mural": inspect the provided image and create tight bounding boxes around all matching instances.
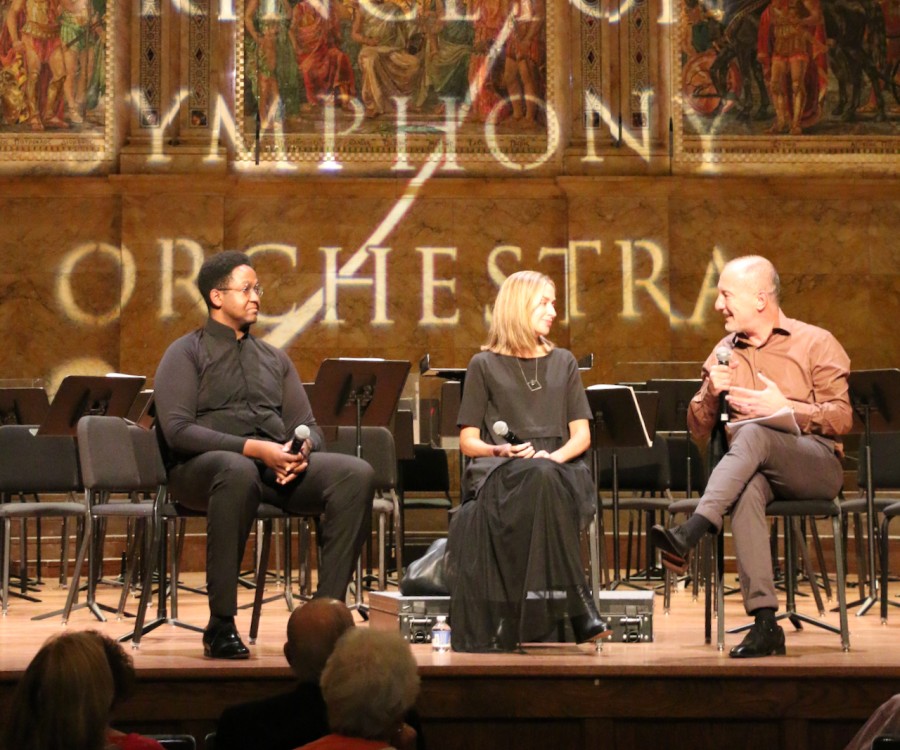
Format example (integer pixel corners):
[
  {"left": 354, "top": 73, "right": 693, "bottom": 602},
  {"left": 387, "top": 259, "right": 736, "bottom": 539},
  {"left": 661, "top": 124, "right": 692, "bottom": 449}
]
[
  {"left": 0, "top": 45, "right": 29, "bottom": 124},
  {"left": 503, "top": 0, "right": 543, "bottom": 125},
  {"left": 289, "top": 0, "right": 356, "bottom": 110},
  {"left": 467, "top": 0, "right": 506, "bottom": 120},
  {"left": 4, "top": 0, "right": 68, "bottom": 129},
  {"left": 245, "top": 0, "right": 292, "bottom": 129},
  {"left": 351, "top": 0, "right": 422, "bottom": 118},
  {"left": 757, "top": 0, "right": 828, "bottom": 134},
  {"left": 58, "top": 0, "right": 93, "bottom": 123},
  {"left": 412, "top": 0, "right": 472, "bottom": 112}
]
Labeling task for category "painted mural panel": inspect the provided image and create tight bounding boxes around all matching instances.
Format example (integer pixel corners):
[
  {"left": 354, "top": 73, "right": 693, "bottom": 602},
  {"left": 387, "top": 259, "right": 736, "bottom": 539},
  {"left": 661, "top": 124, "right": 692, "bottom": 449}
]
[
  {"left": 0, "top": 0, "right": 112, "bottom": 162},
  {"left": 235, "top": 0, "right": 555, "bottom": 166},
  {"left": 675, "top": 0, "right": 900, "bottom": 163}
]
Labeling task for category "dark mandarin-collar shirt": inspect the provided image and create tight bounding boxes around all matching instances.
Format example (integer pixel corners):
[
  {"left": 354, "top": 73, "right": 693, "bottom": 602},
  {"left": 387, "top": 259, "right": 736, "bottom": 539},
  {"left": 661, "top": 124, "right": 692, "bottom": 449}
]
[
  {"left": 688, "top": 311, "right": 853, "bottom": 449},
  {"left": 154, "top": 318, "right": 321, "bottom": 465}
]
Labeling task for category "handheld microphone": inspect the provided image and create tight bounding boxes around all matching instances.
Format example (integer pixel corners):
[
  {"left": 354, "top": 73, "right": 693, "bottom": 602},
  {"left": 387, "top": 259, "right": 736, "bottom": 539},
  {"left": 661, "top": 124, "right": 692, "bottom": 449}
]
[
  {"left": 715, "top": 345, "right": 733, "bottom": 423},
  {"left": 290, "top": 424, "right": 311, "bottom": 455},
  {"left": 492, "top": 420, "right": 523, "bottom": 445},
  {"left": 715, "top": 345, "right": 733, "bottom": 367}
]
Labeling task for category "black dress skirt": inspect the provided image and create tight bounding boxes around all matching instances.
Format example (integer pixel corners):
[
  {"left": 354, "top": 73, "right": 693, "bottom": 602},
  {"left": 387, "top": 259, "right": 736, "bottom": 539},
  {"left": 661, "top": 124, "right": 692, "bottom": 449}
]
[{"left": 446, "top": 349, "right": 596, "bottom": 652}]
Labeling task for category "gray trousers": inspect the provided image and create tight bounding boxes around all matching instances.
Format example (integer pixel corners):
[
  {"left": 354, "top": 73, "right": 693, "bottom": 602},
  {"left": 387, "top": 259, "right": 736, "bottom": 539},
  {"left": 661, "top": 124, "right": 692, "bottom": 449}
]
[
  {"left": 169, "top": 451, "right": 374, "bottom": 617},
  {"left": 694, "top": 424, "right": 844, "bottom": 614}
]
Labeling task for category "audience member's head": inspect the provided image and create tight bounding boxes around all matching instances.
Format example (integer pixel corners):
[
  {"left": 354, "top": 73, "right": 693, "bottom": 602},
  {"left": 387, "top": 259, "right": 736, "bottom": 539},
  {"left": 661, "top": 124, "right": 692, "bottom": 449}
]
[
  {"left": 3, "top": 630, "right": 115, "bottom": 750},
  {"left": 320, "top": 629, "right": 421, "bottom": 742},
  {"left": 284, "top": 598, "right": 355, "bottom": 683},
  {"left": 81, "top": 630, "right": 138, "bottom": 713}
]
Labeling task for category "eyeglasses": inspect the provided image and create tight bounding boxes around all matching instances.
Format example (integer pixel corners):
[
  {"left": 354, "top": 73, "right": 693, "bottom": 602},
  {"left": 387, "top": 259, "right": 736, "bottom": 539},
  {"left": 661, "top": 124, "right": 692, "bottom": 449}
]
[{"left": 217, "top": 283, "right": 264, "bottom": 298}]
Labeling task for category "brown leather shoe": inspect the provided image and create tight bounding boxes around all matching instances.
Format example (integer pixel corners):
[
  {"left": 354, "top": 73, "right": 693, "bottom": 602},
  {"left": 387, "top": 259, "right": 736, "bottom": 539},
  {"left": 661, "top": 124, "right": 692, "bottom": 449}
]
[{"left": 650, "top": 525, "right": 691, "bottom": 573}]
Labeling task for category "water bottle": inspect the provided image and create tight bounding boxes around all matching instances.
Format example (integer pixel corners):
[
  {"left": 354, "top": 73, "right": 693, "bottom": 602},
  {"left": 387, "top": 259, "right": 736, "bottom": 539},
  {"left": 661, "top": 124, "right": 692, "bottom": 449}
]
[{"left": 431, "top": 615, "right": 451, "bottom": 652}]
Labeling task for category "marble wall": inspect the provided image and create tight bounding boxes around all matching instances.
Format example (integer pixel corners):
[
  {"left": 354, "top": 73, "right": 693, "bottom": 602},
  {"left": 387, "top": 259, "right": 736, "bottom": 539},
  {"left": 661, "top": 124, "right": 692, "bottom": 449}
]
[{"left": 1, "top": 174, "right": 897, "bottom": 411}]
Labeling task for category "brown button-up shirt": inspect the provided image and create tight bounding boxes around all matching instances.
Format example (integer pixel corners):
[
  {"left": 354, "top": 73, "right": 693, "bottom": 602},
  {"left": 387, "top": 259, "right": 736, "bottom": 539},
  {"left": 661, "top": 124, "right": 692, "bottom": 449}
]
[{"left": 688, "top": 311, "right": 853, "bottom": 449}]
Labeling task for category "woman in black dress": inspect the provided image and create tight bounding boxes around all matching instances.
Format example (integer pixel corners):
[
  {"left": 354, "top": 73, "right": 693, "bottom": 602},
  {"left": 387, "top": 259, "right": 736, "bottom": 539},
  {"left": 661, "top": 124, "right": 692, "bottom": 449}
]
[{"left": 446, "top": 270, "right": 609, "bottom": 652}]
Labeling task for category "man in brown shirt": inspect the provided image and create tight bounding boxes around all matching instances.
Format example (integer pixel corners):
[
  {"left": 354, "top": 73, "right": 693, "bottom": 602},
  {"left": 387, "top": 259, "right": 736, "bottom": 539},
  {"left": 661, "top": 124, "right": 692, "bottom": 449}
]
[{"left": 651, "top": 255, "right": 852, "bottom": 658}]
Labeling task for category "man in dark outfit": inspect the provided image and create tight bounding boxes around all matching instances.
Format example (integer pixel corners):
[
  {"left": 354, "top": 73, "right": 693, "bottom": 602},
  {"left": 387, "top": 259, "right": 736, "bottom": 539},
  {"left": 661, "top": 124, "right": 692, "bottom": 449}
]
[{"left": 154, "top": 251, "right": 374, "bottom": 659}]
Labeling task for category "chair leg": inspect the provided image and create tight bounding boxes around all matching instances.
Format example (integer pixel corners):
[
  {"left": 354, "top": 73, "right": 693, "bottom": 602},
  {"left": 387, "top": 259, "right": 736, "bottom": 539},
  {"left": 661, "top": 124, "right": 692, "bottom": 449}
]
[
  {"left": 378, "top": 512, "right": 387, "bottom": 591},
  {"left": 282, "top": 520, "right": 294, "bottom": 611},
  {"left": 793, "top": 518, "right": 825, "bottom": 616},
  {"left": 716, "top": 531, "right": 725, "bottom": 651},
  {"left": 130, "top": 515, "right": 158, "bottom": 647},
  {"left": 589, "top": 514, "right": 600, "bottom": 610},
  {"left": 393, "top": 492, "right": 403, "bottom": 585},
  {"left": 170, "top": 523, "right": 180, "bottom": 618},
  {"left": 2, "top": 518, "right": 10, "bottom": 616},
  {"left": 62, "top": 516, "right": 92, "bottom": 624},
  {"left": 831, "top": 514, "right": 850, "bottom": 651},
  {"left": 853, "top": 513, "right": 868, "bottom": 596},
  {"left": 881, "top": 515, "right": 892, "bottom": 624},
  {"left": 249, "top": 519, "right": 272, "bottom": 645},
  {"left": 116, "top": 521, "right": 144, "bottom": 618},
  {"left": 810, "top": 522, "right": 833, "bottom": 601},
  {"left": 59, "top": 516, "right": 69, "bottom": 587}
]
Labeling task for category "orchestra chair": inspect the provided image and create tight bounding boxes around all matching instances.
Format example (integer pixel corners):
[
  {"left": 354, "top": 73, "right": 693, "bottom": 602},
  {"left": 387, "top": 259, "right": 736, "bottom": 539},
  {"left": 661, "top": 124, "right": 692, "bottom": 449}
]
[
  {"left": 0, "top": 425, "right": 89, "bottom": 619},
  {"left": 720, "top": 496, "right": 850, "bottom": 652},
  {"left": 64, "top": 416, "right": 159, "bottom": 626},
  {"left": 881, "top": 501, "right": 900, "bottom": 621},
  {"left": 844, "top": 432, "right": 900, "bottom": 605},
  {"left": 596, "top": 435, "right": 673, "bottom": 587},
  {"left": 325, "top": 425, "right": 402, "bottom": 591},
  {"left": 152, "top": 430, "right": 309, "bottom": 647},
  {"left": 398, "top": 444, "right": 453, "bottom": 564}
]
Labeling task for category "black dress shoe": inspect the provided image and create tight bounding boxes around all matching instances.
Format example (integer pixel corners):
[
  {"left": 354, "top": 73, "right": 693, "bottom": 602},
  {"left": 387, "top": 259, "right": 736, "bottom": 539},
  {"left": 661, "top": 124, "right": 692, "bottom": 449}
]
[
  {"left": 568, "top": 586, "right": 612, "bottom": 644},
  {"left": 729, "top": 621, "right": 786, "bottom": 658},
  {"left": 203, "top": 622, "right": 250, "bottom": 660},
  {"left": 489, "top": 616, "right": 522, "bottom": 652},
  {"left": 649, "top": 524, "right": 691, "bottom": 558},
  {"left": 649, "top": 525, "right": 691, "bottom": 573}
]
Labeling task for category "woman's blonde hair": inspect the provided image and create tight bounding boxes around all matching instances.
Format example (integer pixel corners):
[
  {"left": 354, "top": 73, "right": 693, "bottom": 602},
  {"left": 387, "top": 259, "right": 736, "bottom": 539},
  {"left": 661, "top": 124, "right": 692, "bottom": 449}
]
[
  {"left": 482, "top": 270, "right": 555, "bottom": 356},
  {"left": 3, "top": 631, "right": 115, "bottom": 750}
]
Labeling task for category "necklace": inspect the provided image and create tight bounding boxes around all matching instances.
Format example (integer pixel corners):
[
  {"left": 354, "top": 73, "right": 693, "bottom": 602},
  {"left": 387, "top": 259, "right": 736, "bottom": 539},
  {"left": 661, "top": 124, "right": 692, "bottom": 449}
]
[{"left": 516, "top": 357, "right": 542, "bottom": 392}]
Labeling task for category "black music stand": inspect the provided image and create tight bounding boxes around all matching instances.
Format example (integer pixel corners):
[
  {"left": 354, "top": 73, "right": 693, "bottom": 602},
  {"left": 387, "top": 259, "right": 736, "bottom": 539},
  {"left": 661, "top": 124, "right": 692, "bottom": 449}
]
[
  {"left": 311, "top": 358, "right": 411, "bottom": 612},
  {"left": 419, "top": 353, "right": 466, "bottom": 382},
  {"left": 845, "top": 369, "right": 900, "bottom": 616},
  {"left": 38, "top": 375, "right": 145, "bottom": 437},
  {"left": 127, "top": 390, "right": 156, "bottom": 429},
  {"left": 587, "top": 385, "right": 655, "bottom": 589},
  {"left": 420, "top": 352, "right": 467, "bottom": 472},
  {"left": 0, "top": 387, "right": 50, "bottom": 426},
  {"left": 32, "top": 375, "right": 145, "bottom": 622},
  {"left": 0, "top": 387, "right": 51, "bottom": 597},
  {"left": 646, "top": 379, "right": 701, "bottom": 492}
]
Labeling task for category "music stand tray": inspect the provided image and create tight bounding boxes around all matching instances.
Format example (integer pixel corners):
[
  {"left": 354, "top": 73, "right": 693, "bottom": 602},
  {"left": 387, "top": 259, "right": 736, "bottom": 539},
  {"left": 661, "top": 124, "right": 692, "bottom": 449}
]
[
  {"left": 0, "top": 387, "right": 50, "bottom": 426},
  {"left": 419, "top": 353, "right": 466, "bottom": 382},
  {"left": 587, "top": 385, "right": 655, "bottom": 450},
  {"left": 37, "top": 376, "right": 146, "bottom": 436},
  {"left": 311, "top": 359, "right": 410, "bottom": 433}
]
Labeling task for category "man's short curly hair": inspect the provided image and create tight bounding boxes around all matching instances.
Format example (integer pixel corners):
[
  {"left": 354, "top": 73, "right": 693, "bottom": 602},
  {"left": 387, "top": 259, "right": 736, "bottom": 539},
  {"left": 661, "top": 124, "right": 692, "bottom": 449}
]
[{"left": 196, "top": 251, "right": 253, "bottom": 311}]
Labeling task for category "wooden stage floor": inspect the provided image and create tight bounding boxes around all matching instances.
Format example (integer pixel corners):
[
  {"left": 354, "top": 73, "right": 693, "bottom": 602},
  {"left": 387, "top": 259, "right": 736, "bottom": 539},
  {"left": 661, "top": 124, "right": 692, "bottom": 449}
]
[{"left": 2, "top": 573, "right": 900, "bottom": 750}]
